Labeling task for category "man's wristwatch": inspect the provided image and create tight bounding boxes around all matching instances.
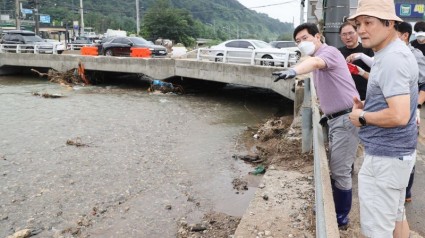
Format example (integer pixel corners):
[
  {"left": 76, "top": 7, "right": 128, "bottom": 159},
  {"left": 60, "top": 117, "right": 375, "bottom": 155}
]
[{"left": 359, "top": 111, "right": 367, "bottom": 126}]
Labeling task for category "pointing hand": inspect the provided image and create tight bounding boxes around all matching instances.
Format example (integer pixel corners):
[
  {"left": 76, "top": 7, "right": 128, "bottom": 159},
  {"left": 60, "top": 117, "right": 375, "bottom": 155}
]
[{"left": 272, "top": 69, "right": 297, "bottom": 82}]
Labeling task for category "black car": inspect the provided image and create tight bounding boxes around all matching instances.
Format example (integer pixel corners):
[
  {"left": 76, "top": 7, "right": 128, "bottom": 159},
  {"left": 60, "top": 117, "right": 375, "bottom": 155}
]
[
  {"left": 100, "top": 36, "right": 167, "bottom": 57},
  {"left": 1, "top": 30, "right": 65, "bottom": 54}
]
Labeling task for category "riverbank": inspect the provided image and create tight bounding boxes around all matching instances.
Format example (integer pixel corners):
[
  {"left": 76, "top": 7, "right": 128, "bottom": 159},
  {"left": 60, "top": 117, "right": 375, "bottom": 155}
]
[
  {"left": 177, "top": 113, "right": 425, "bottom": 238},
  {"left": 177, "top": 115, "right": 316, "bottom": 237}
]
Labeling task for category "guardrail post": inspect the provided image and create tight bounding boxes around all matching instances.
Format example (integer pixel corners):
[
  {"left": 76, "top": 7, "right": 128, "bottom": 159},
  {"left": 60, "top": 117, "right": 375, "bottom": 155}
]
[
  {"left": 251, "top": 51, "right": 255, "bottom": 65},
  {"left": 196, "top": 48, "right": 201, "bottom": 61},
  {"left": 302, "top": 78, "right": 312, "bottom": 153},
  {"left": 284, "top": 51, "right": 289, "bottom": 68},
  {"left": 223, "top": 50, "right": 227, "bottom": 63}
]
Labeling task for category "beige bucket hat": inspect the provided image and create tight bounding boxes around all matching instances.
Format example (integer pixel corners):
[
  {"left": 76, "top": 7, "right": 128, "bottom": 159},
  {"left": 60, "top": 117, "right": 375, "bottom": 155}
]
[{"left": 347, "top": 0, "right": 402, "bottom": 22}]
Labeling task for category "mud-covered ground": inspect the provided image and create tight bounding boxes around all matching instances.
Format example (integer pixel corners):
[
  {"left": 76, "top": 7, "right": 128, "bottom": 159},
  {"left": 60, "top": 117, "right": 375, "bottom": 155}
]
[{"left": 177, "top": 116, "right": 316, "bottom": 238}]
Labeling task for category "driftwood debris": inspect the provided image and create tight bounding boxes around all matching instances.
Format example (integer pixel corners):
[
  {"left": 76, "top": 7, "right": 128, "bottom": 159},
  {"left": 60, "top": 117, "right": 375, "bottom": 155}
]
[
  {"left": 32, "top": 92, "right": 64, "bottom": 98},
  {"left": 66, "top": 137, "right": 89, "bottom": 147},
  {"left": 31, "top": 62, "right": 90, "bottom": 86}
]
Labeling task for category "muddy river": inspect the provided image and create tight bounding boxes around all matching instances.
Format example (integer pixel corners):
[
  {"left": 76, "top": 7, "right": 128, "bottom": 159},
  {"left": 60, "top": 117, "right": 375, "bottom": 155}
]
[{"left": 0, "top": 75, "right": 292, "bottom": 237}]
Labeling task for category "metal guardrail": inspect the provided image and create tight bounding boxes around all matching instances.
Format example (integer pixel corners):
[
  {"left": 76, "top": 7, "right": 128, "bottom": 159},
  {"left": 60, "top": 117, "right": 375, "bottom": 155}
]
[
  {"left": 0, "top": 44, "right": 61, "bottom": 54},
  {"left": 66, "top": 43, "right": 96, "bottom": 51},
  {"left": 302, "top": 78, "right": 340, "bottom": 238},
  {"left": 0, "top": 43, "right": 96, "bottom": 54},
  {"left": 196, "top": 48, "right": 298, "bottom": 67}
]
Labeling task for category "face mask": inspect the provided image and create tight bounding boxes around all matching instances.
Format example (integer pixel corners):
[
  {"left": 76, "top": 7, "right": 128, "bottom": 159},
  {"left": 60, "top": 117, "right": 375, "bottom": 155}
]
[
  {"left": 417, "top": 36, "right": 425, "bottom": 41},
  {"left": 298, "top": 41, "right": 316, "bottom": 56}
]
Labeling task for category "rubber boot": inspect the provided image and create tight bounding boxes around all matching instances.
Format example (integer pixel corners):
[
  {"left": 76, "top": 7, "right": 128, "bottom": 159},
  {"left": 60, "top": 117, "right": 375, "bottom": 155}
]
[
  {"left": 332, "top": 182, "right": 352, "bottom": 228},
  {"left": 405, "top": 166, "right": 415, "bottom": 202}
]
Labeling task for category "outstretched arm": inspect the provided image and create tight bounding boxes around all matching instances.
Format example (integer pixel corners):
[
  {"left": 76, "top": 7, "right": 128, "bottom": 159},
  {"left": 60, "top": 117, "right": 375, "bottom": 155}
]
[
  {"left": 273, "top": 56, "right": 326, "bottom": 82},
  {"left": 346, "top": 53, "right": 374, "bottom": 67}
]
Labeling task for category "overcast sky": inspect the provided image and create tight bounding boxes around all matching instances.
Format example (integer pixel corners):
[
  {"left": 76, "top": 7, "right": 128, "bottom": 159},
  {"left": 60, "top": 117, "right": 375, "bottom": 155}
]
[{"left": 237, "top": 0, "right": 304, "bottom": 26}]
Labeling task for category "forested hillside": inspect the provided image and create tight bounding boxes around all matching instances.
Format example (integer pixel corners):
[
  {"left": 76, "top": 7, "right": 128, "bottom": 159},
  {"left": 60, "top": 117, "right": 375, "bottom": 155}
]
[{"left": 1, "top": 0, "right": 294, "bottom": 44}]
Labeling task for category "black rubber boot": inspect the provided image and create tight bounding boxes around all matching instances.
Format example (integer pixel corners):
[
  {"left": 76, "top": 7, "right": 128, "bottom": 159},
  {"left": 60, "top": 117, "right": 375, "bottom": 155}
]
[{"left": 332, "top": 181, "right": 352, "bottom": 229}]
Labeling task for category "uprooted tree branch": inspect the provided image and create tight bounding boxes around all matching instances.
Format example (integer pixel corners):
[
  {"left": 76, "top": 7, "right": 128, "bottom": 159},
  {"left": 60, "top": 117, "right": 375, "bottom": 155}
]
[{"left": 31, "top": 62, "right": 90, "bottom": 86}]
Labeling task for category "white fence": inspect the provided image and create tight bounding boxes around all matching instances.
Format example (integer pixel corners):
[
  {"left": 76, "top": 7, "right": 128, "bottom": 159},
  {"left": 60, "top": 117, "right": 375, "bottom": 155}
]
[
  {"left": 0, "top": 43, "right": 97, "bottom": 54},
  {"left": 196, "top": 48, "right": 299, "bottom": 68},
  {"left": 0, "top": 44, "right": 62, "bottom": 54},
  {"left": 66, "top": 43, "right": 96, "bottom": 51}
]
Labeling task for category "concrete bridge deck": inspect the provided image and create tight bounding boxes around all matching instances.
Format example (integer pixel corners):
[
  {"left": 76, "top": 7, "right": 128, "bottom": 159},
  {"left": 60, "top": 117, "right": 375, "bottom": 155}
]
[{"left": 0, "top": 53, "right": 295, "bottom": 100}]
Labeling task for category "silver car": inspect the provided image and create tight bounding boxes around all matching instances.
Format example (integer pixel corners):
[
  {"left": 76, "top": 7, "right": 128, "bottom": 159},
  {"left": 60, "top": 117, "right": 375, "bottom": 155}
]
[
  {"left": 269, "top": 41, "right": 301, "bottom": 60},
  {"left": 210, "top": 39, "right": 296, "bottom": 66}
]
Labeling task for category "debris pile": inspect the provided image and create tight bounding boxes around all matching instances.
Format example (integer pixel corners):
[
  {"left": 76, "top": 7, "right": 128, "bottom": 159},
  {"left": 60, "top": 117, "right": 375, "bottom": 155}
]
[
  {"left": 31, "top": 62, "right": 90, "bottom": 86},
  {"left": 148, "top": 80, "right": 184, "bottom": 94},
  {"left": 32, "top": 92, "right": 63, "bottom": 98},
  {"left": 177, "top": 212, "right": 241, "bottom": 238},
  {"left": 66, "top": 137, "right": 90, "bottom": 147}
]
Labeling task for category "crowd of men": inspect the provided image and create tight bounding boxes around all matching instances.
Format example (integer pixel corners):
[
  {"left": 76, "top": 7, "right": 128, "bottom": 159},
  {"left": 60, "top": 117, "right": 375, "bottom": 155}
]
[{"left": 273, "top": 0, "right": 424, "bottom": 237}]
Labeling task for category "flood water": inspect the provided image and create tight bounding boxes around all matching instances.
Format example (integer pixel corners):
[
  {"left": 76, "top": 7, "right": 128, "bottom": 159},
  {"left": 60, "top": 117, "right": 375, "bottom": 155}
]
[{"left": 0, "top": 75, "right": 293, "bottom": 237}]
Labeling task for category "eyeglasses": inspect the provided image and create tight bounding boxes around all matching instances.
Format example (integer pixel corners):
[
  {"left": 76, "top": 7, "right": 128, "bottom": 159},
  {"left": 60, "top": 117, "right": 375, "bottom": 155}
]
[{"left": 341, "top": 31, "right": 356, "bottom": 37}]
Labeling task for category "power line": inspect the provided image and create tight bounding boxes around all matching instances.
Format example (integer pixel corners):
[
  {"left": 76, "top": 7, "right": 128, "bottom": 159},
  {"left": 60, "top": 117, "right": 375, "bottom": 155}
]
[{"left": 244, "top": 0, "right": 298, "bottom": 10}]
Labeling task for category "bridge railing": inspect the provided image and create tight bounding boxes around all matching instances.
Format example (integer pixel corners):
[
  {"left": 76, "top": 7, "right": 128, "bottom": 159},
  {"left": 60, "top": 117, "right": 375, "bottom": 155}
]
[
  {"left": 0, "top": 44, "right": 60, "bottom": 54},
  {"left": 301, "top": 78, "right": 340, "bottom": 238},
  {"left": 66, "top": 43, "right": 96, "bottom": 51},
  {"left": 196, "top": 48, "right": 298, "bottom": 67}
]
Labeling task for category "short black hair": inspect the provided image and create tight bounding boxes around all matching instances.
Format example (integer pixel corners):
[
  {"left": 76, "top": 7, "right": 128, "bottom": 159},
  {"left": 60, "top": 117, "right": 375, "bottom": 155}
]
[
  {"left": 339, "top": 21, "right": 356, "bottom": 34},
  {"left": 414, "top": 21, "right": 425, "bottom": 32},
  {"left": 396, "top": 22, "right": 412, "bottom": 40},
  {"left": 293, "top": 23, "right": 319, "bottom": 41}
]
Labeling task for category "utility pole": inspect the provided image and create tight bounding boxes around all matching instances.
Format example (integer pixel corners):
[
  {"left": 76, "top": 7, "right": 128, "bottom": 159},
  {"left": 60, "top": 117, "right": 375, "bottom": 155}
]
[
  {"left": 34, "top": 0, "right": 39, "bottom": 35},
  {"left": 79, "top": 0, "right": 84, "bottom": 35},
  {"left": 15, "top": 0, "right": 20, "bottom": 30},
  {"left": 136, "top": 0, "right": 140, "bottom": 35},
  {"left": 300, "top": 0, "right": 305, "bottom": 24},
  {"left": 323, "top": 0, "right": 349, "bottom": 48}
]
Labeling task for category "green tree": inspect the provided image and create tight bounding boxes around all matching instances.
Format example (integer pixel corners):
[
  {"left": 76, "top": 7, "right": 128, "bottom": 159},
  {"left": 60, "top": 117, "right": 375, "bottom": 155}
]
[{"left": 141, "top": 0, "right": 198, "bottom": 46}]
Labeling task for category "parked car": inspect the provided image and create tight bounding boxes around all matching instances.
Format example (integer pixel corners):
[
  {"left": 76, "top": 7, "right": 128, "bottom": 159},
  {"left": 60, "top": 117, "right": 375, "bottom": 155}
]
[
  {"left": 1, "top": 30, "right": 65, "bottom": 54},
  {"left": 72, "top": 36, "right": 92, "bottom": 44},
  {"left": 269, "top": 41, "right": 301, "bottom": 60},
  {"left": 96, "top": 36, "right": 117, "bottom": 53},
  {"left": 100, "top": 36, "right": 167, "bottom": 57},
  {"left": 209, "top": 39, "right": 297, "bottom": 66}
]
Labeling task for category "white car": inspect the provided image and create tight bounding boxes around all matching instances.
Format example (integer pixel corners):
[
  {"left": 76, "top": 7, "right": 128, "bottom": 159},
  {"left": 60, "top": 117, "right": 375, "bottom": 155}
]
[
  {"left": 269, "top": 41, "right": 301, "bottom": 60},
  {"left": 43, "top": 39, "right": 66, "bottom": 54},
  {"left": 209, "top": 39, "right": 297, "bottom": 66}
]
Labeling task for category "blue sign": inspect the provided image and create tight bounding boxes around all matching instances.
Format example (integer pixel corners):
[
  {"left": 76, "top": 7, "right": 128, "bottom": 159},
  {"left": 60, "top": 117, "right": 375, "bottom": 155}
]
[
  {"left": 396, "top": 3, "right": 425, "bottom": 18},
  {"left": 40, "top": 15, "right": 50, "bottom": 23},
  {"left": 21, "top": 8, "right": 33, "bottom": 14}
]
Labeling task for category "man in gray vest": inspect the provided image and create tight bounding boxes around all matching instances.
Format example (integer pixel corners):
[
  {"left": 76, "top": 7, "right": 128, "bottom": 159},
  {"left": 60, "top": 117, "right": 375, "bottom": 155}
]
[{"left": 348, "top": 0, "right": 418, "bottom": 237}]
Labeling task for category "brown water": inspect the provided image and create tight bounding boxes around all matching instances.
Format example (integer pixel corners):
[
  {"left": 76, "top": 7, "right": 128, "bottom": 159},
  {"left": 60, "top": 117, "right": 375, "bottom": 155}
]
[{"left": 0, "top": 75, "right": 293, "bottom": 237}]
